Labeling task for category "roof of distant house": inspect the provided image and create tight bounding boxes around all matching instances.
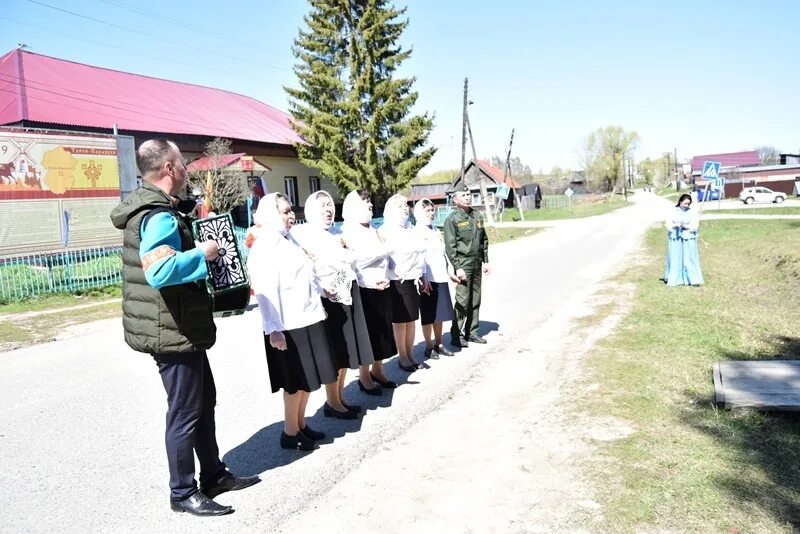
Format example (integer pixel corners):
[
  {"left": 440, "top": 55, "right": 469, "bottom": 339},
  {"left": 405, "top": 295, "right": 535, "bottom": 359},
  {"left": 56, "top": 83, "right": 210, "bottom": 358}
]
[
  {"left": 691, "top": 151, "right": 760, "bottom": 170},
  {"left": 475, "top": 159, "right": 522, "bottom": 189},
  {"left": 0, "top": 49, "right": 303, "bottom": 146},
  {"left": 186, "top": 153, "right": 271, "bottom": 172}
]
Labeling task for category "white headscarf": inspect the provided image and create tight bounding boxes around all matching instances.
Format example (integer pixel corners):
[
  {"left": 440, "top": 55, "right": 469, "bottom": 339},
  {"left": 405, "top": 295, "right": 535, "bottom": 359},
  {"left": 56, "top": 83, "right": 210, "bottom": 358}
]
[
  {"left": 413, "top": 198, "right": 435, "bottom": 228},
  {"left": 253, "top": 192, "right": 290, "bottom": 236},
  {"left": 382, "top": 194, "right": 410, "bottom": 228},
  {"left": 342, "top": 190, "right": 372, "bottom": 225},
  {"left": 303, "top": 190, "right": 335, "bottom": 229}
]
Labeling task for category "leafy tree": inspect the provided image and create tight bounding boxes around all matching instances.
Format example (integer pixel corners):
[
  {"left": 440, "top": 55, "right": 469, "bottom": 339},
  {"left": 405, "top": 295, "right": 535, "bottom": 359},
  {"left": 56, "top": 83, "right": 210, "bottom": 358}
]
[
  {"left": 490, "top": 155, "right": 532, "bottom": 180},
  {"left": 286, "top": 0, "right": 436, "bottom": 205},
  {"left": 186, "top": 137, "right": 248, "bottom": 214},
  {"left": 581, "top": 126, "right": 640, "bottom": 192},
  {"left": 755, "top": 145, "right": 780, "bottom": 165},
  {"left": 637, "top": 153, "right": 673, "bottom": 186}
]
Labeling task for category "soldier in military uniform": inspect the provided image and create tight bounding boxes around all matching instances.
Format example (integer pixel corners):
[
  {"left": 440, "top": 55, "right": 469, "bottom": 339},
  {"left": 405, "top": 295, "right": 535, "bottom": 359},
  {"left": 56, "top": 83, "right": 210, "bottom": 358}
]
[{"left": 443, "top": 184, "right": 490, "bottom": 348}]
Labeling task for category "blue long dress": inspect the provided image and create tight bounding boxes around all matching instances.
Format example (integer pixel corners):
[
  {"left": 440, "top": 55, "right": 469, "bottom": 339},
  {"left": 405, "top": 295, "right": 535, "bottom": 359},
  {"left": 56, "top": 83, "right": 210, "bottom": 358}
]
[{"left": 664, "top": 207, "right": 704, "bottom": 286}]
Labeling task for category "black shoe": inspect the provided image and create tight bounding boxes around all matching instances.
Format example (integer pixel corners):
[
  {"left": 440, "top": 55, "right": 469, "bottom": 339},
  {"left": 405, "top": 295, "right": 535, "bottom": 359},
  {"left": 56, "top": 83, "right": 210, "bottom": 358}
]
[
  {"left": 170, "top": 492, "right": 233, "bottom": 516},
  {"left": 300, "top": 424, "right": 326, "bottom": 441},
  {"left": 342, "top": 401, "right": 362, "bottom": 413},
  {"left": 280, "top": 431, "right": 319, "bottom": 451},
  {"left": 323, "top": 402, "right": 359, "bottom": 420},
  {"left": 435, "top": 344, "right": 454, "bottom": 357},
  {"left": 370, "top": 372, "right": 398, "bottom": 389},
  {"left": 358, "top": 380, "right": 383, "bottom": 396},
  {"left": 467, "top": 335, "right": 487, "bottom": 344},
  {"left": 201, "top": 471, "right": 261, "bottom": 499},
  {"left": 425, "top": 346, "right": 439, "bottom": 360},
  {"left": 398, "top": 361, "right": 417, "bottom": 373},
  {"left": 410, "top": 360, "right": 425, "bottom": 369},
  {"left": 451, "top": 335, "right": 469, "bottom": 348}
]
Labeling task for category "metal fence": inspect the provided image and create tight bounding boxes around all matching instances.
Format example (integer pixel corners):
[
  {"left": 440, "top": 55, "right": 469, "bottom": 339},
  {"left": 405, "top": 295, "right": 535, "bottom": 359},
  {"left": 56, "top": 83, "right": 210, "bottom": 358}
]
[{"left": 0, "top": 246, "right": 123, "bottom": 303}]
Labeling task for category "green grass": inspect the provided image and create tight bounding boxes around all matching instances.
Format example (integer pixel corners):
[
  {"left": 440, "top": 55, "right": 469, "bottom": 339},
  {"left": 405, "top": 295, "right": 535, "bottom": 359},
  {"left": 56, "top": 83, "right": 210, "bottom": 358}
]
[
  {"left": 582, "top": 219, "right": 800, "bottom": 532},
  {"left": 485, "top": 226, "right": 543, "bottom": 244},
  {"left": 499, "top": 197, "right": 630, "bottom": 221},
  {"left": 710, "top": 207, "right": 800, "bottom": 216},
  {"left": 0, "top": 285, "right": 121, "bottom": 314}
]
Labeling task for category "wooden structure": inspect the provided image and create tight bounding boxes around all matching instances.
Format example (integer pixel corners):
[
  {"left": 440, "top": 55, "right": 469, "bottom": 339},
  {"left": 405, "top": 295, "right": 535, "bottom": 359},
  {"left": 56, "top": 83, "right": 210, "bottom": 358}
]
[{"left": 713, "top": 360, "right": 800, "bottom": 411}]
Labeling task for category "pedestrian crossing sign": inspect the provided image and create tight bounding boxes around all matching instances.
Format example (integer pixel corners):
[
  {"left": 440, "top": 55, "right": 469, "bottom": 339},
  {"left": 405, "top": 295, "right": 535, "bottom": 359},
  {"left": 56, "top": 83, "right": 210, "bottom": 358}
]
[{"left": 702, "top": 161, "right": 721, "bottom": 180}]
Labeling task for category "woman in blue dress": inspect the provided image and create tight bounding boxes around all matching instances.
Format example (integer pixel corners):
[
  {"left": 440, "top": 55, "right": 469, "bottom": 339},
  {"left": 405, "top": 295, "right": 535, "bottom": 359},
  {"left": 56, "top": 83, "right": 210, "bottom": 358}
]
[{"left": 664, "top": 193, "right": 704, "bottom": 286}]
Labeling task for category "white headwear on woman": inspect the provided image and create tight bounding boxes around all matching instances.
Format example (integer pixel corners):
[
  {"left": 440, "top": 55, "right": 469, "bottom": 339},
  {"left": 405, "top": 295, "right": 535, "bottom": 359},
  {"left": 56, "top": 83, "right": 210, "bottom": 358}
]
[
  {"left": 342, "top": 190, "right": 372, "bottom": 226},
  {"left": 413, "top": 198, "right": 435, "bottom": 228},
  {"left": 382, "top": 194, "right": 410, "bottom": 228},
  {"left": 303, "top": 190, "right": 335, "bottom": 230},
  {"left": 253, "top": 192, "right": 290, "bottom": 236}
]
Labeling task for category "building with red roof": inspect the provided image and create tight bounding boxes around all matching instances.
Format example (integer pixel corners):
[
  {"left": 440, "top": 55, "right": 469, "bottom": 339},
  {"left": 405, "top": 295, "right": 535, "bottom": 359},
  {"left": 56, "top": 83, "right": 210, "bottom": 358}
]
[{"left": 0, "top": 48, "right": 335, "bottom": 208}]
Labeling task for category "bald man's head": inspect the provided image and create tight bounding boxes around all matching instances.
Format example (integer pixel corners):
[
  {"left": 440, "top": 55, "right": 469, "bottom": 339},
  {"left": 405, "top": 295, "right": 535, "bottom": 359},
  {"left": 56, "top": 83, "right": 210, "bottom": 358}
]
[{"left": 136, "top": 138, "right": 180, "bottom": 178}]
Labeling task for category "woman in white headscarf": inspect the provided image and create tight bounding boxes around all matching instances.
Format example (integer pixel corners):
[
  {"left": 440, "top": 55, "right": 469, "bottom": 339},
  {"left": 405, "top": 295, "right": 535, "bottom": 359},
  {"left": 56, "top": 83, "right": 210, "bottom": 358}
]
[
  {"left": 413, "top": 198, "right": 458, "bottom": 359},
  {"left": 293, "top": 190, "right": 381, "bottom": 420},
  {"left": 247, "top": 192, "right": 338, "bottom": 452},
  {"left": 340, "top": 190, "right": 398, "bottom": 389},
  {"left": 378, "top": 194, "right": 430, "bottom": 372}
]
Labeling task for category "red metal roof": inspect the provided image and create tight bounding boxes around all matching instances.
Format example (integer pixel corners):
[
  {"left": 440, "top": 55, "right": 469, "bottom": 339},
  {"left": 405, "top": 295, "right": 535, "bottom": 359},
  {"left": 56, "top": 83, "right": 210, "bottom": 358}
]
[
  {"left": 186, "top": 153, "right": 271, "bottom": 172},
  {"left": 691, "top": 151, "right": 760, "bottom": 170},
  {"left": 0, "top": 49, "right": 303, "bottom": 146},
  {"left": 476, "top": 159, "right": 522, "bottom": 189}
]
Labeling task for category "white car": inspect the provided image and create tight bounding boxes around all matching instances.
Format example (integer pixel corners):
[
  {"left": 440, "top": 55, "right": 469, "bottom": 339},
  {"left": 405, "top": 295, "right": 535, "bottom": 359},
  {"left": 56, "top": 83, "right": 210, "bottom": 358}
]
[{"left": 738, "top": 186, "right": 786, "bottom": 205}]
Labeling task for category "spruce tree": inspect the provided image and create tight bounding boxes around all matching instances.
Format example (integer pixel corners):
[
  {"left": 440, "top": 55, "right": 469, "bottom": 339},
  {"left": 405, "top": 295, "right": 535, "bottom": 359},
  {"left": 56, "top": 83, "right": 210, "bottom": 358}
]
[{"left": 286, "top": 0, "right": 436, "bottom": 205}]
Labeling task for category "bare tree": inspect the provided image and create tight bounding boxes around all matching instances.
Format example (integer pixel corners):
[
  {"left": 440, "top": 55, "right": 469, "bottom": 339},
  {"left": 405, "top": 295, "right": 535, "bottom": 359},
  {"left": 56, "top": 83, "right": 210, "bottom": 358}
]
[
  {"left": 755, "top": 145, "right": 780, "bottom": 166},
  {"left": 187, "top": 137, "right": 249, "bottom": 214}
]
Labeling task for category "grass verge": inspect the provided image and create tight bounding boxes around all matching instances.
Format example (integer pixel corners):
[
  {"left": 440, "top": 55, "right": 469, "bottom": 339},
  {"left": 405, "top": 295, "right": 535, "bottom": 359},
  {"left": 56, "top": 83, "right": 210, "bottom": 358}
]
[
  {"left": 709, "top": 207, "right": 800, "bottom": 216},
  {"left": 486, "top": 226, "right": 543, "bottom": 244},
  {"left": 581, "top": 219, "right": 800, "bottom": 532},
  {"left": 0, "top": 285, "right": 121, "bottom": 314},
  {"left": 499, "top": 197, "right": 629, "bottom": 222}
]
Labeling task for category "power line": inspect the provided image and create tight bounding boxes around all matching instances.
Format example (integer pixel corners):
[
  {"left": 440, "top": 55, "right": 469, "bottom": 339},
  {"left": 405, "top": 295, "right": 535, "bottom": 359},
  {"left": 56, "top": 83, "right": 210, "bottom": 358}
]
[
  {"left": 0, "top": 16, "right": 286, "bottom": 85},
  {"left": 26, "top": 0, "right": 290, "bottom": 72},
  {"left": 98, "top": 0, "right": 282, "bottom": 55}
]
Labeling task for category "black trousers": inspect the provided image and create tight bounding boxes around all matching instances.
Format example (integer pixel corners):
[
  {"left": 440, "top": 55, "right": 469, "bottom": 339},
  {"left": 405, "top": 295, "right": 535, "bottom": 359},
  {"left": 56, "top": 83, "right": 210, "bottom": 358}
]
[{"left": 153, "top": 351, "right": 226, "bottom": 501}]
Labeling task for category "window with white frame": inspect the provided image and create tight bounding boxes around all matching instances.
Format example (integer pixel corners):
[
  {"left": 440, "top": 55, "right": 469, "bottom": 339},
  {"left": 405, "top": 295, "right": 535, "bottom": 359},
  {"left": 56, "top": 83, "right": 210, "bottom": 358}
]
[
  {"left": 309, "top": 176, "right": 320, "bottom": 194},
  {"left": 284, "top": 176, "right": 298, "bottom": 206}
]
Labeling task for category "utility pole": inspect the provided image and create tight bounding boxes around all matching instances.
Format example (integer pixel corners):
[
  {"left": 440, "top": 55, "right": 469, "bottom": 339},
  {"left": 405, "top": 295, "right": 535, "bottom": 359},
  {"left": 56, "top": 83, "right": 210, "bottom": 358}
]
[
  {"left": 460, "top": 78, "right": 468, "bottom": 195},
  {"left": 461, "top": 78, "right": 494, "bottom": 225},
  {"left": 674, "top": 147, "right": 679, "bottom": 188},
  {"left": 501, "top": 128, "right": 524, "bottom": 221}
]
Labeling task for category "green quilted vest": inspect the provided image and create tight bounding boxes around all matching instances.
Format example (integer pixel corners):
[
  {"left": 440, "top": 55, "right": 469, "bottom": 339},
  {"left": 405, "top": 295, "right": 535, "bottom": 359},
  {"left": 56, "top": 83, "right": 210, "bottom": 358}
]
[{"left": 110, "top": 183, "right": 216, "bottom": 354}]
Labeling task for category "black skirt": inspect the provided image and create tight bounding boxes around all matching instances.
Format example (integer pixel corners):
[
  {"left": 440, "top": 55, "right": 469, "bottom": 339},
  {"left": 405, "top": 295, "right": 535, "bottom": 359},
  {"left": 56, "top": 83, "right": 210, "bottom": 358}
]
[
  {"left": 263, "top": 320, "right": 338, "bottom": 394},
  {"left": 420, "top": 281, "right": 455, "bottom": 326},
  {"left": 359, "top": 286, "right": 397, "bottom": 361},
  {"left": 322, "top": 281, "right": 375, "bottom": 369},
  {"left": 390, "top": 279, "right": 420, "bottom": 323}
]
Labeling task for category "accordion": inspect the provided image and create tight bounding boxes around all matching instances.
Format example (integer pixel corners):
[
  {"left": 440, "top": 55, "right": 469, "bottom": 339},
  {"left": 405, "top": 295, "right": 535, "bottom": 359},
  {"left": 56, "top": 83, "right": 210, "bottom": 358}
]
[{"left": 192, "top": 214, "right": 251, "bottom": 317}]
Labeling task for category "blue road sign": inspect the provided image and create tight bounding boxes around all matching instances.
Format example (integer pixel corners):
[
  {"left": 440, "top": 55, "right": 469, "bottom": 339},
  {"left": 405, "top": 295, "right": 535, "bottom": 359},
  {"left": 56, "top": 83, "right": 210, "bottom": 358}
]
[
  {"left": 713, "top": 177, "right": 725, "bottom": 189},
  {"left": 702, "top": 161, "right": 721, "bottom": 180},
  {"left": 495, "top": 184, "right": 510, "bottom": 200}
]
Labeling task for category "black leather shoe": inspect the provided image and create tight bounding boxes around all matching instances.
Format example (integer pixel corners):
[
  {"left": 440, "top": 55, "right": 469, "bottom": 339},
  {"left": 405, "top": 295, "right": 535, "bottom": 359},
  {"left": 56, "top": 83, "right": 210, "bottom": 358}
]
[
  {"left": 323, "top": 402, "right": 359, "bottom": 420},
  {"left": 370, "top": 372, "right": 397, "bottom": 389},
  {"left": 435, "top": 344, "right": 454, "bottom": 357},
  {"left": 342, "top": 401, "right": 362, "bottom": 413},
  {"left": 468, "top": 335, "right": 487, "bottom": 344},
  {"left": 170, "top": 492, "right": 233, "bottom": 516},
  {"left": 425, "top": 346, "right": 439, "bottom": 360},
  {"left": 358, "top": 380, "right": 383, "bottom": 396},
  {"left": 398, "top": 361, "right": 417, "bottom": 373},
  {"left": 300, "top": 424, "right": 325, "bottom": 441},
  {"left": 201, "top": 471, "right": 261, "bottom": 499},
  {"left": 451, "top": 336, "right": 469, "bottom": 348},
  {"left": 280, "top": 431, "right": 319, "bottom": 451}
]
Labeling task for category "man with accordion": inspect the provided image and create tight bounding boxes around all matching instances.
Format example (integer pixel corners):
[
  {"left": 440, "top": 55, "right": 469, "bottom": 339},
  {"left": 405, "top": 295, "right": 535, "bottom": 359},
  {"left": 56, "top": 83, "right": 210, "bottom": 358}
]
[{"left": 110, "top": 139, "right": 259, "bottom": 517}]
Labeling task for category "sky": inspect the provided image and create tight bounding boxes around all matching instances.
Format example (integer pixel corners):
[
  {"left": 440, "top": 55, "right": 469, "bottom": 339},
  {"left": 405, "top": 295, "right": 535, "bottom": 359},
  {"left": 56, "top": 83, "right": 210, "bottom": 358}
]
[{"left": 2, "top": 0, "right": 799, "bottom": 174}]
